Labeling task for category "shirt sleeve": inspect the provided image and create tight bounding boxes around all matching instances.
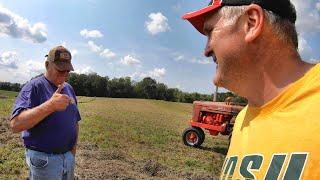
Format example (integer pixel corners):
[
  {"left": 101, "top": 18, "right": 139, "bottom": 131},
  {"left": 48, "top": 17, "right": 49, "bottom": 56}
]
[
  {"left": 69, "top": 84, "right": 81, "bottom": 122},
  {"left": 11, "top": 82, "right": 37, "bottom": 120},
  {"left": 75, "top": 107, "right": 81, "bottom": 122}
]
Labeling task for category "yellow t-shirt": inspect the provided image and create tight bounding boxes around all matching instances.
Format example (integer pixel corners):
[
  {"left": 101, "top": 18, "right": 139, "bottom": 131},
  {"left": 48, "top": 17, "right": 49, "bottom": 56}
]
[{"left": 221, "top": 64, "right": 320, "bottom": 180}]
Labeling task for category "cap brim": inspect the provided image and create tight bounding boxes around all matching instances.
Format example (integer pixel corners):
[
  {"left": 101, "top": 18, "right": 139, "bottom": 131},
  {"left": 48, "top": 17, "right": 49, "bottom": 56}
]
[
  {"left": 182, "top": 3, "right": 222, "bottom": 35},
  {"left": 54, "top": 61, "right": 74, "bottom": 71}
]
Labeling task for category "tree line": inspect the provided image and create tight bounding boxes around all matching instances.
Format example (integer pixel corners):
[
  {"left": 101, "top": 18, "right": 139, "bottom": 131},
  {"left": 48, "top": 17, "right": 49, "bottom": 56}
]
[
  {"left": 0, "top": 82, "right": 21, "bottom": 92},
  {"left": 0, "top": 73, "right": 247, "bottom": 104}
]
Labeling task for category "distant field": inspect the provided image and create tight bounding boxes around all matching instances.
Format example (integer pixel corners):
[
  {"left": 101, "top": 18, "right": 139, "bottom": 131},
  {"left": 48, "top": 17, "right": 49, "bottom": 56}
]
[{"left": 0, "top": 90, "right": 228, "bottom": 179}]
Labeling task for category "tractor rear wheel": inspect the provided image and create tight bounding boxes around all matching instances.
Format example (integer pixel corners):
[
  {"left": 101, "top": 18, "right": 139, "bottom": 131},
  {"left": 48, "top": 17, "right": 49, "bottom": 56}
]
[{"left": 182, "top": 127, "right": 205, "bottom": 147}]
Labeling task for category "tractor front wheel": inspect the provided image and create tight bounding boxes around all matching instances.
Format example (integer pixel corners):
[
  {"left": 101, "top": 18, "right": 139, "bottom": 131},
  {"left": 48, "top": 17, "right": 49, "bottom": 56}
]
[{"left": 182, "top": 127, "right": 205, "bottom": 147}]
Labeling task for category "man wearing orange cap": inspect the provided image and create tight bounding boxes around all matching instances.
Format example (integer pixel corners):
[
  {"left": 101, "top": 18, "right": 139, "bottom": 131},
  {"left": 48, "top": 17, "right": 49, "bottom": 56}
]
[
  {"left": 11, "top": 46, "right": 81, "bottom": 179},
  {"left": 183, "top": 0, "right": 319, "bottom": 179}
]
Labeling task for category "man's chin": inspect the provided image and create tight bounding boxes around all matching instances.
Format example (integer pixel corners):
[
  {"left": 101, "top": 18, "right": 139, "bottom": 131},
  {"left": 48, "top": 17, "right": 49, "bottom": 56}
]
[
  {"left": 213, "top": 77, "right": 221, "bottom": 87},
  {"left": 213, "top": 74, "right": 228, "bottom": 89},
  {"left": 57, "top": 80, "right": 66, "bottom": 85}
]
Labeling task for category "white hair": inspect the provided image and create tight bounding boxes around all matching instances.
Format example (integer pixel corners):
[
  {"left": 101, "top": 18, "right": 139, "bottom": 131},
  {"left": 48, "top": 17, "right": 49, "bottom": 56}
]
[{"left": 218, "top": 6, "right": 298, "bottom": 49}]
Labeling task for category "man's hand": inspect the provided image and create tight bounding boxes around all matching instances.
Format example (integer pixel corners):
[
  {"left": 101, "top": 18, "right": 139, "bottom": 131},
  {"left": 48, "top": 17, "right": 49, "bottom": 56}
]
[
  {"left": 71, "top": 145, "right": 77, "bottom": 157},
  {"left": 49, "top": 84, "right": 71, "bottom": 111}
]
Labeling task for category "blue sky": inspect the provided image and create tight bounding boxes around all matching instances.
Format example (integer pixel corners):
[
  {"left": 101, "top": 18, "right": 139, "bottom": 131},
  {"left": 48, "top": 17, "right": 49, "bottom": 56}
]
[{"left": 0, "top": 0, "right": 319, "bottom": 94}]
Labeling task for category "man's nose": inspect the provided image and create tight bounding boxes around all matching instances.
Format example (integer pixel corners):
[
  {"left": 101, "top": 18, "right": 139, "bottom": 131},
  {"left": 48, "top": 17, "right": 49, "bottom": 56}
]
[{"left": 204, "top": 38, "right": 213, "bottom": 57}]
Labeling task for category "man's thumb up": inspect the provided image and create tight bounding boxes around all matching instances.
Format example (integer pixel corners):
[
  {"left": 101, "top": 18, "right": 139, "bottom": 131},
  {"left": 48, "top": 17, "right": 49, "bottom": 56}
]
[
  {"left": 50, "top": 84, "right": 70, "bottom": 112},
  {"left": 55, "top": 84, "right": 64, "bottom": 94}
]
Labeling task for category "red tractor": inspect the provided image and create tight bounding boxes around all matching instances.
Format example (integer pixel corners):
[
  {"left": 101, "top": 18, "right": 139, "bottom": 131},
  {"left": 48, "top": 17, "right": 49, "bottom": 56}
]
[{"left": 182, "top": 101, "right": 244, "bottom": 147}]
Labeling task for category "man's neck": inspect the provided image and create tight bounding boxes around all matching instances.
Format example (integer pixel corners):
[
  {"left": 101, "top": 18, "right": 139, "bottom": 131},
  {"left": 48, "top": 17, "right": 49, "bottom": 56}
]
[
  {"left": 44, "top": 72, "right": 59, "bottom": 87},
  {"left": 241, "top": 50, "right": 313, "bottom": 107}
]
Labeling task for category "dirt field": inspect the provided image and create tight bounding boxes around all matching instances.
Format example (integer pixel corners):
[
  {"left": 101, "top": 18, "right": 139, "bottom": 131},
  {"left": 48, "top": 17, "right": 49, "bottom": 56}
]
[
  {"left": 75, "top": 142, "right": 215, "bottom": 180},
  {"left": 0, "top": 90, "right": 228, "bottom": 179}
]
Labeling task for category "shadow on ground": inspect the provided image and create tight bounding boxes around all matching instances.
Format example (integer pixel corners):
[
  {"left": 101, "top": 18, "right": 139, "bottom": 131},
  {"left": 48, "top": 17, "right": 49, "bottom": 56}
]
[{"left": 198, "top": 145, "right": 228, "bottom": 155}]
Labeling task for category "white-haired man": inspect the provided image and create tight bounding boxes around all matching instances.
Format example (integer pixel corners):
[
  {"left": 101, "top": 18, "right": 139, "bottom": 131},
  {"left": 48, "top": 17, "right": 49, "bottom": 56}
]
[
  {"left": 183, "top": 0, "right": 319, "bottom": 179},
  {"left": 11, "top": 46, "right": 81, "bottom": 179}
]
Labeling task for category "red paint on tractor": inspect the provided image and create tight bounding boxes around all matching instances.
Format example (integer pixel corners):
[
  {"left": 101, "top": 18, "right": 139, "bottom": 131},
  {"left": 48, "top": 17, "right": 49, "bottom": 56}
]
[{"left": 182, "top": 101, "right": 245, "bottom": 147}]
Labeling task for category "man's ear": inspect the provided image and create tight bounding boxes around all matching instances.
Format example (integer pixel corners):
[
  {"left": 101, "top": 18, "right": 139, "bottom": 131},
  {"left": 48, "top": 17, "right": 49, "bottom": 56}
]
[
  {"left": 243, "top": 4, "right": 264, "bottom": 43},
  {"left": 45, "top": 61, "right": 49, "bottom": 70}
]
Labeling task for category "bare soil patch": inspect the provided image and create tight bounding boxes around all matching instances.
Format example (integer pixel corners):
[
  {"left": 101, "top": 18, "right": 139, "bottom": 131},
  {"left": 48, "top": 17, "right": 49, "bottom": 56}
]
[{"left": 75, "top": 142, "right": 213, "bottom": 180}]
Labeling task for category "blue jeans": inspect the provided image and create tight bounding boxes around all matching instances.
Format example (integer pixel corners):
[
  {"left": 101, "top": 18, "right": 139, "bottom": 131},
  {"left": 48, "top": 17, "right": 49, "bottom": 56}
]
[{"left": 25, "top": 149, "right": 75, "bottom": 180}]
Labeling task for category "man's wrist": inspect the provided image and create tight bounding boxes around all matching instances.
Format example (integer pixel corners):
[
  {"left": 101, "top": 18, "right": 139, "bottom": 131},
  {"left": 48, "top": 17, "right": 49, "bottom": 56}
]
[
  {"left": 71, "top": 145, "right": 77, "bottom": 156},
  {"left": 40, "top": 100, "right": 55, "bottom": 114}
]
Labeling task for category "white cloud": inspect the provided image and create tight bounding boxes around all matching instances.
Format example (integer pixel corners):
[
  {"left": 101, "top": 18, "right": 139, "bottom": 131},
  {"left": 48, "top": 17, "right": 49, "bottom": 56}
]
[
  {"left": 130, "top": 72, "right": 148, "bottom": 80},
  {"left": 120, "top": 55, "right": 141, "bottom": 66},
  {"left": 145, "top": 12, "right": 170, "bottom": 35},
  {"left": 192, "top": 58, "right": 213, "bottom": 65},
  {"left": 174, "top": 55, "right": 184, "bottom": 61},
  {"left": 309, "top": 58, "right": 320, "bottom": 63},
  {"left": 0, "top": 50, "right": 47, "bottom": 83},
  {"left": 198, "top": 59, "right": 212, "bottom": 65},
  {"left": 171, "top": 52, "right": 187, "bottom": 62},
  {"left": 0, "top": 5, "right": 47, "bottom": 43},
  {"left": 298, "top": 36, "right": 319, "bottom": 63},
  {"left": 316, "top": 2, "right": 320, "bottom": 11},
  {"left": 100, "top": 49, "right": 116, "bottom": 59},
  {"left": 60, "top": 41, "right": 67, "bottom": 47},
  {"left": 149, "top": 68, "right": 166, "bottom": 78},
  {"left": 291, "top": 0, "right": 320, "bottom": 33},
  {"left": 0, "top": 54, "right": 46, "bottom": 83},
  {"left": 24, "top": 60, "right": 45, "bottom": 75},
  {"left": 175, "top": 84, "right": 186, "bottom": 91},
  {"left": 74, "top": 66, "right": 95, "bottom": 75},
  {"left": 7, "top": 60, "right": 45, "bottom": 83},
  {"left": 171, "top": 52, "right": 213, "bottom": 64},
  {"left": 0, "top": 51, "right": 18, "bottom": 68},
  {"left": 80, "top": 29, "right": 103, "bottom": 39},
  {"left": 71, "top": 49, "right": 78, "bottom": 57},
  {"left": 87, "top": 41, "right": 117, "bottom": 59},
  {"left": 87, "top": 41, "right": 102, "bottom": 53},
  {"left": 130, "top": 68, "right": 166, "bottom": 79},
  {"left": 298, "top": 37, "right": 313, "bottom": 58}
]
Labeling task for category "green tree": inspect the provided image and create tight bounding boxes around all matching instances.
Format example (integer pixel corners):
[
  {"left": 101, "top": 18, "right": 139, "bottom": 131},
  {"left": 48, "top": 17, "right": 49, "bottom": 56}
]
[
  {"left": 109, "top": 77, "right": 134, "bottom": 98},
  {"left": 134, "top": 77, "right": 157, "bottom": 99},
  {"left": 156, "top": 83, "right": 168, "bottom": 100}
]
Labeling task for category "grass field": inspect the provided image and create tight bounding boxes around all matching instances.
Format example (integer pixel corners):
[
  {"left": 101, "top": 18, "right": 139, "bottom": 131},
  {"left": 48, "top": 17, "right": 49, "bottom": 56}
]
[{"left": 0, "top": 90, "right": 229, "bottom": 179}]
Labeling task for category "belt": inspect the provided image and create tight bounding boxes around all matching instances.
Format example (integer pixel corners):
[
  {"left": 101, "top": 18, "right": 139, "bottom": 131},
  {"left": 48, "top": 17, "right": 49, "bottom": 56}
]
[{"left": 26, "top": 146, "right": 70, "bottom": 154}]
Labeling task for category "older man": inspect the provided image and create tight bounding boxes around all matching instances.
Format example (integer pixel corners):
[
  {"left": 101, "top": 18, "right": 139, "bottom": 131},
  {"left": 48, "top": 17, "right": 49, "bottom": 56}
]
[
  {"left": 183, "top": 0, "right": 319, "bottom": 179},
  {"left": 10, "top": 46, "right": 81, "bottom": 179}
]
